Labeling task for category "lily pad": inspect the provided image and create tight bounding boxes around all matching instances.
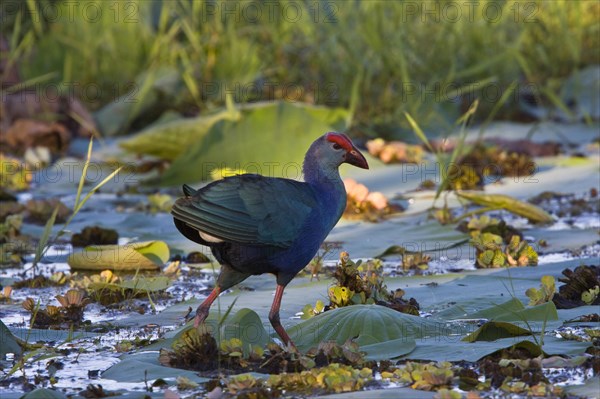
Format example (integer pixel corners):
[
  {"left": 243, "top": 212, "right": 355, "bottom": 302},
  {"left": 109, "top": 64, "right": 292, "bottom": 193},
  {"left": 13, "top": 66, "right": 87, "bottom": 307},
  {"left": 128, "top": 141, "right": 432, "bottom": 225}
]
[
  {"left": 288, "top": 304, "right": 439, "bottom": 352},
  {"left": 462, "top": 321, "right": 533, "bottom": 342},
  {"left": 157, "top": 101, "right": 349, "bottom": 185},
  {"left": 101, "top": 352, "right": 209, "bottom": 384},
  {"left": 565, "top": 375, "right": 600, "bottom": 398},
  {"left": 67, "top": 241, "right": 169, "bottom": 271},
  {"left": 456, "top": 191, "right": 554, "bottom": 224},
  {"left": 359, "top": 337, "right": 417, "bottom": 360},
  {"left": 219, "top": 308, "right": 270, "bottom": 351},
  {"left": 120, "top": 106, "right": 241, "bottom": 160},
  {"left": 20, "top": 388, "right": 67, "bottom": 399}
]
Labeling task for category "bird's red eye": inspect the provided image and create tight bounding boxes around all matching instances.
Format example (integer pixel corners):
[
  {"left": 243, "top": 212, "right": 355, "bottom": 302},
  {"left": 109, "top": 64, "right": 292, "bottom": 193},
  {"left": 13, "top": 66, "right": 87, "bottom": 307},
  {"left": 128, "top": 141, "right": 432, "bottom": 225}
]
[{"left": 332, "top": 143, "right": 342, "bottom": 150}]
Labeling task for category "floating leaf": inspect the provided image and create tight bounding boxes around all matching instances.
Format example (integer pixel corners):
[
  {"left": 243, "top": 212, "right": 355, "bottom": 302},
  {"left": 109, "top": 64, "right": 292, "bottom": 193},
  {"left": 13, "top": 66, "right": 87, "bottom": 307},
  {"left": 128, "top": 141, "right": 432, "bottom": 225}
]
[
  {"left": 359, "top": 338, "right": 417, "bottom": 361},
  {"left": 120, "top": 107, "right": 241, "bottom": 160},
  {"left": 288, "top": 304, "right": 434, "bottom": 354},
  {"left": 456, "top": 191, "right": 554, "bottom": 224},
  {"left": 21, "top": 388, "right": 67, "bottom": 399},
  {"left": 462, "top": 321, "right": 533, "bottom": 342},
  {"left": 157, "top": 101, "right": 349, "bottom": 185},
  {"left": 67, "top": 241, "right": 169, "bottom": 271}
]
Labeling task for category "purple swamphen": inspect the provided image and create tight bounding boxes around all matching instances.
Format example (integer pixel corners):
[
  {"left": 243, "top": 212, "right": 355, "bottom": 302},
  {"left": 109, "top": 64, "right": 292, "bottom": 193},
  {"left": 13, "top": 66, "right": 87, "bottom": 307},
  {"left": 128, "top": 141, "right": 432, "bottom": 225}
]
[{"left": 171, "top": 132, "right": 369, "bottom": 347}]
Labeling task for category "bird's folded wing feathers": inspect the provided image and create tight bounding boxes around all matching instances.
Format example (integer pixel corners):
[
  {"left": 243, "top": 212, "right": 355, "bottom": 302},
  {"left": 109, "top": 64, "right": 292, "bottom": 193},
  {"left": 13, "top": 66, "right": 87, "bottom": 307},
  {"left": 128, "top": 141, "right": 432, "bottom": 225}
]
[{"left": 171, "top": 175, "right": 317, "bottom": 248}]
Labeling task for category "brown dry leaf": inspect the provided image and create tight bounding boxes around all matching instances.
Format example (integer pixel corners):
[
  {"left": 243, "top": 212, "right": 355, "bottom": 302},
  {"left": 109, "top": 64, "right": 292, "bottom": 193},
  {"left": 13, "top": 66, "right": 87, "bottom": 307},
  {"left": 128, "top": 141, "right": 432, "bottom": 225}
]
[{"left": 2, "top": 119, "right": 70, "bottom": 155}]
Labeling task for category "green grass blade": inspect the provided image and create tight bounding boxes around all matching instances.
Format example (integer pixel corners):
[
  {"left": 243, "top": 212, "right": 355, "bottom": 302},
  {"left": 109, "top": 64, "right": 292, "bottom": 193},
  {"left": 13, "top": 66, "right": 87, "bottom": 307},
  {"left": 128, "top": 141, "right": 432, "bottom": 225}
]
[
  {"left": 25, "top": 0, "right": 43, "bottom": 37},
  {"left": 74, "top": 137, "right": 94, "bottom": 211},
  {"left": 479, "top": 81, "right": 518, "bottom": 139},
  {"left": 405, "top": 112, "right": 434, "bottom": 153},
  {"left": 32, "top": 206, "right": 59, "bottom": 266},
  {"left": 73, "top": 166, "right": 123, "bottom": 215},
  {"left": 218, "top": 296, "right": 239, "bottom": 328}
]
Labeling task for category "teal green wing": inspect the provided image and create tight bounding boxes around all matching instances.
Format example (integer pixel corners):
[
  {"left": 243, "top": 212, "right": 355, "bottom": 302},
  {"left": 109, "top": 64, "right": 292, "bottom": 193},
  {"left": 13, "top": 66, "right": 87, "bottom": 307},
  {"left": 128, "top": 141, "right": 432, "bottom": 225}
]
[{"left": 171, "top": 175, "right": 317, "bottom": 248}]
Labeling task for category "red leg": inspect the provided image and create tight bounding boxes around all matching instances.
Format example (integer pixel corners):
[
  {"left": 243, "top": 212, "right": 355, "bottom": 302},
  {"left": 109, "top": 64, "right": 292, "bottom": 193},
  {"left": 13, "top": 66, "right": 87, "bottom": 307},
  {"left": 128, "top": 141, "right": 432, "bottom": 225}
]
[
  {"left": 194, "top": 286, "right": 221, "bottom": 328},
  {"left": 269, "top": 284, "right": 297, "bottom": 350}
]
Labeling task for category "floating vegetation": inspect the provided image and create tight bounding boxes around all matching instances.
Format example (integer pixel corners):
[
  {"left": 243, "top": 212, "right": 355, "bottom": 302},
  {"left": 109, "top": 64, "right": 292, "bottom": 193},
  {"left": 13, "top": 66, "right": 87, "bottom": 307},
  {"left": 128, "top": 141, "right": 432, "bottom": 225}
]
[
  {"left": 22, "top": 289, "right": 91, "bottom": 328},
  {"left": 145, "top": 193, "right": 174, "bottom": 213},
  {"left": 385, "top": 361, "right": 456, "bottom": 391},
  {"left": 447, "top": 164, "right": 482, "bottom": 191},
  {"left": 302, "top": 252, "right": 420, "bottom": 318},
  {"left": 458, "top": 215, "right": 523, "bottom": 244},
  {"left": 71, "top": 226, "right": 118, "bottom": 247},
  {"left": 458, "top": 142, "right": 536, "bottom": 178},
  {"left": 222, "top": 363, "right": 373, "bottom": 397},
  {"left": 0, "top": 154, "right": 31, "bottom": 191},
  {"left": 526, "top": 276, "right": 556, "bottom": 306},
  {"left": 0, "top": 213, "right": 29, "bottom": 266},
  {"left": 13, "top": 272, "right": 70, "bottom": 289},
  {"left": 471, "top": 233, "right": 538, "bottom": 268},
  {"left": 159, "top": 328, "right": 219, "bottom": 372},
  {"left": 552, "top": 265, "right": 600, "bottom": 309},
  {"left": 70, "top": 270, "right": 171, "bottom": 306},
  {"left": 160, "top": 325, "right": 369, "bottom": 380},
  {"left": 478, "top": 349, "right": 561, "bottom": 396}
]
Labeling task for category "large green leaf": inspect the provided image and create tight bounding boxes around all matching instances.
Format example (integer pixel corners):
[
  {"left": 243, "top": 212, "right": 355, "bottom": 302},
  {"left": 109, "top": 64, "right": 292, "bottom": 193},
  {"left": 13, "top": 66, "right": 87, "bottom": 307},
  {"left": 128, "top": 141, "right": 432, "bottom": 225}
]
[
  {"left": 287, "top": 305, "right": 439, "bottom": 352},
  {"left": 404, "top": 335, "right": 591, "bottom": 363},
  {"left": 120, "top": 107, "right": 241, "bottom": 160},
  {"left": 157, "top": 101, "right": 349, "bottom": 185},
  {"left": 359, "top": 338, "right": 417, "bottom": 360},
  {"left": 101, "top": 352, "right": 209, "bottom": 384},
  {"left": 146, "top": 308, "right": 269, "bottom": 357},
  {"left": 219, "top": 308, "right": 270, "bottom": 351},
  {"left": 466, "top": 298, "right": 559, "bottom": 323},
  {"left": 67, "top": 241, "right": 169, "bottom": 271}
]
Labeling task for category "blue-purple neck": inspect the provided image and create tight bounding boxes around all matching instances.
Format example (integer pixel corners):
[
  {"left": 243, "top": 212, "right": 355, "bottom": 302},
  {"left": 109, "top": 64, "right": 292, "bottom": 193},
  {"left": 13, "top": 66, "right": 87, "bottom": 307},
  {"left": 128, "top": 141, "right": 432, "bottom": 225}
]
[
  {"left": 303, "top": 150, "right": 341, "bottom": 186},
  {"left": 303, "top": 149, "right": 347, "bottom": 219}
]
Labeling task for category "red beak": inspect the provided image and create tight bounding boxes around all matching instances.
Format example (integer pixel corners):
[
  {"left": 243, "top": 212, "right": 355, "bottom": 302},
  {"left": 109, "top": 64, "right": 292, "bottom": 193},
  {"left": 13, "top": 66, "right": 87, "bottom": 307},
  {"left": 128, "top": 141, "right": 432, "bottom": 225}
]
[{"left": 345, "top": 146, "right": 369, "bottom": 169}]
